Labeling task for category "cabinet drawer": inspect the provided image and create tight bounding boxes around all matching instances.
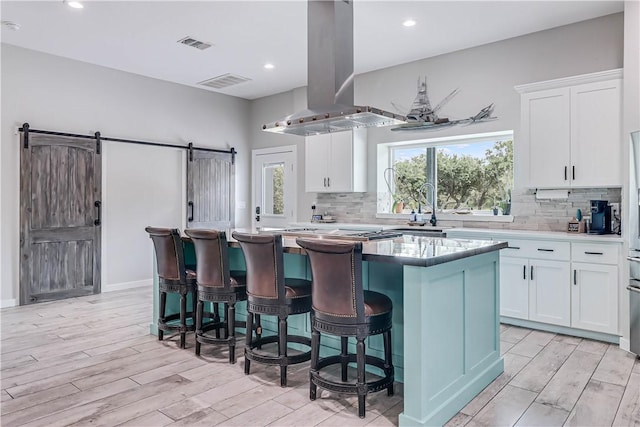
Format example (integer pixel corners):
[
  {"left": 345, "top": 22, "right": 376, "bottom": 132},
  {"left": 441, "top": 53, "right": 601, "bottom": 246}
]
[
  {"left": 572, "top": 243, "right": 619, "bottom": 264},
  {"left": 500, "top": 239, "right": 534, "bottom": 258},
  {"left": 529, "top": 241, "right": 570, "bottom": 261},
  {"left": 501, "top": 239, "right": 570, "bottom": 260}
]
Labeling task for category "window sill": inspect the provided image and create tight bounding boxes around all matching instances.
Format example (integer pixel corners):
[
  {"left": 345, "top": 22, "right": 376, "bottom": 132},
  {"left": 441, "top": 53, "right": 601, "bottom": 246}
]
[{"left": 376, "top": 213, "right": 515, "bottom": 223}]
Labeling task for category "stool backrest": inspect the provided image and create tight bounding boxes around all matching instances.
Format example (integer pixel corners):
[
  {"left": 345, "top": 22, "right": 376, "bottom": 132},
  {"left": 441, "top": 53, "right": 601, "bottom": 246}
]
[
  {"left": 232, "top": 232, "right": 284, "bottom": 301},
  {"left": 145, "top": 227, "right": 186, "bottom": 282},
  {"left": 184, "top": 229, "right": 231, "bottom": 289},
  {"left": 296, "top": 238, "right": 365, "bottom": 322}
]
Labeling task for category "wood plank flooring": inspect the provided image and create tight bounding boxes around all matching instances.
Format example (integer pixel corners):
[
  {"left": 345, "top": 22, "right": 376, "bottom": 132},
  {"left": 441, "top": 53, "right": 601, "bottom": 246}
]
[{"left": 1, "top": 287, "right": 639, "bottom": 426}]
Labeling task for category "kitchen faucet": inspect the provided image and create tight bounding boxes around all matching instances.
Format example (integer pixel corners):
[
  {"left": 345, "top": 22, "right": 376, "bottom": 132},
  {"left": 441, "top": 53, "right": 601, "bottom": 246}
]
[{"left": 421, "top": 183, "right": 438, "bottom": 227}]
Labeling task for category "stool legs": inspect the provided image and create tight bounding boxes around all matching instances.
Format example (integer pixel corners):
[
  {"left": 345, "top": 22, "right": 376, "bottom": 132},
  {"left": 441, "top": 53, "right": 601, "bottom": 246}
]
[
  {"left": 244, "top": 312, "right": 253, "bottom": 375},
  {"left": 310, "top": 329, "right": 320, "bottom": 401},
  {"left": 340, "top": 337, "right": 349, "bottom": 381},
  {"left": 213, "top": 304, "right": 221, "bottom": 339},
  {"left": 158, "top": 291, "right": 167, "bottom": 341},
  {"left": 179, "top": 292, "right": 187, "bottom": 349},
  {"left": 356, "top": 337, "right": 366, "bottom": 418},
  {"left": 278, "top": 316, "right": 288, "bottom": 387},
  {"left": 228, "top": 303, "right": 236, "bottom": 364},
  {"left": 384, "top": 330, "right": 394, "bottom": 396},
  {"left": 195, "top": 299, "right": 203, "bottom": 356}
]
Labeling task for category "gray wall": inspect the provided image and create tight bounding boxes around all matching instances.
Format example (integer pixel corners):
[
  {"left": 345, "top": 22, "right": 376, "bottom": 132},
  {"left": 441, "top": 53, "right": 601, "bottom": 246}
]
[
  {"left": 0, "top": 44, "right": 251, "bottom": 306},
  {"left": 251, "top": 13, "right": 624, "bottom": 222}
]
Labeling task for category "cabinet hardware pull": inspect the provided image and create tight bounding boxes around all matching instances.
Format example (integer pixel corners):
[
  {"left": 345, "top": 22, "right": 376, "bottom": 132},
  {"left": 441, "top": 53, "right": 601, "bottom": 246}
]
[
  {"left": 537, "top": 248, "right": 554, "bottom": 252},
  {"left": 572, "top": 165, "right": 575, "bottom": 180},
  {"left": 327, "top": 177, "right": 330, "bottom": 187},
  {"left": 584, "top": 251, "right": 603, "bottom": 255},
  {"left": 564, "top": 166, "right": 567, "bottom": 181},
  {"left": 530, "top": 265, "right": 534, "bottom": 280},
  {"left": 188, "top": 202, "right": 194, "bottom": 222},
  {"left": 627, "top": 257, "right": 640, "bottom": 263},
  {"left": 523, "top": 265, "right": 526, "bottom": 280},
  {"left": 507, "top": 246, "right": 521, "bottom": 250},
  {"left": 323, "top": 177, "right": 327, "bottom": 187},
  {"left": 574, "top": 269, "right": 577, "bottom": 285}
]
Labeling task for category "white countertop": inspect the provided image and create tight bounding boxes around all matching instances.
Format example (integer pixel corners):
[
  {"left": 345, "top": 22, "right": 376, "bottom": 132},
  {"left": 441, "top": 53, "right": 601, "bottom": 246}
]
[
  {"left": 290, "top": 222, "right": 624, "bottom": 243},
  {"left": 445, "top": 227, "right": 624, "bottom": 243}
]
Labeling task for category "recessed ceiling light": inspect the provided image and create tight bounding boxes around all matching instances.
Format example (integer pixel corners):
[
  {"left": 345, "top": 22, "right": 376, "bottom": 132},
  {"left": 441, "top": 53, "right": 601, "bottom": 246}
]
[
  {"left": 66, "top": 1, "right": 84, "bottom": 9},
  {"left": 264, "top": 63, "right": 275, "bottom": 70},
  {"left": 403, "top": 19, "right": 416, "bottom": 27}
]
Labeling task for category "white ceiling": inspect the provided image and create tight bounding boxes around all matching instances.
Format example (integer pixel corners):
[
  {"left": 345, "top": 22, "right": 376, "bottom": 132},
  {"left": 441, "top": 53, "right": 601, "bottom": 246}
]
[{"left": 0, "top": 0, "right": 624, "bottom": 100}]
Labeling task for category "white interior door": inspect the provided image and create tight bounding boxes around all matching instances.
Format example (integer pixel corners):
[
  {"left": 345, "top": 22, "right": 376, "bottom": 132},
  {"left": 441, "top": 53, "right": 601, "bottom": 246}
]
[{"left": 252, "top": 146, "right": 297, "bottom": 229}]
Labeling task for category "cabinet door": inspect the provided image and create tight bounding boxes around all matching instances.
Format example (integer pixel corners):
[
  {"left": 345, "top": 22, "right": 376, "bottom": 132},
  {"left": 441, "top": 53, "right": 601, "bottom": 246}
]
[
  {"left": 521, "top": 88, "right": 571, "bottom": 188},
  {"left": 529, "top": 259, "right": 571, "bottom": 326},
  {"left": 327, "top": 131, "right": 353, "bottom": 192},
  {"left": 304, "top": 134, "right": 330, "bottom": 192},
  {"left": 571, "top": 262, "right": 618, "bottom": 334},
  {"left": 500, "top": 256, "right": 529, "bottom": 319},
  {"left": 570, "top": 79, "right": 622, "bottom": 187}
]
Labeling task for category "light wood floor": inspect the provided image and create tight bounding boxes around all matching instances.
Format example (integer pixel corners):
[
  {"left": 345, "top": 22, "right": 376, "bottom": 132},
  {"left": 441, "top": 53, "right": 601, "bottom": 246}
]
[{"left": 1, "top": 287, "right": 638, "bottom": 427}]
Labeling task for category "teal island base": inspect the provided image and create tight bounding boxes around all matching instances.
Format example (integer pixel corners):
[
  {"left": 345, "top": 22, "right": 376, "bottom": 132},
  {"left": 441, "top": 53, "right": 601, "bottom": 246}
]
[{"left": 152, "top": 239, "right": 504, "bottom": 427}]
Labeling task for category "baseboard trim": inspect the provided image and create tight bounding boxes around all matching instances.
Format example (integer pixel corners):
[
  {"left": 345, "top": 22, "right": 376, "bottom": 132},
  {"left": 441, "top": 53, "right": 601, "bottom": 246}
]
[
  {"left": 103, "top": 279, "right": 152, "bottom": 293},
  {"left": 619, "top": 337, "right": 631, "bottom": 352},
  {"left": 1, "top": 299, "right": 17, "bottom": 308},
  {"left": 501, "top": 316, "right": 620, "bottom": 344}
]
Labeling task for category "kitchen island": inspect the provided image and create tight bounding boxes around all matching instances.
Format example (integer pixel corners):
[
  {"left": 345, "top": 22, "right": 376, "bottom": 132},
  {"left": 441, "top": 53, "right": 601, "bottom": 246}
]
[{"left": 151, "top": 232, "right": 507, "bottom": 426}]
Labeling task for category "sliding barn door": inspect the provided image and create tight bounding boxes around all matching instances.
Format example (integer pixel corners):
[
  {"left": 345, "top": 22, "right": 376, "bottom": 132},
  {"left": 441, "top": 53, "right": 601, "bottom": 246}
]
[
  {"left": 20, "top": 133, "right": 102, "bottom": 305},
  {"left": 186, "top": 150, "right": 235, "bottom": 229}
]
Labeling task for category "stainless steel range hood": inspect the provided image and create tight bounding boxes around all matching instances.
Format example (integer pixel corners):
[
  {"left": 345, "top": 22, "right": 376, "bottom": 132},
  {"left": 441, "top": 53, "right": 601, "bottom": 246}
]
[{"left": 262, "top": 0, "right": 406, "bottom": 136}]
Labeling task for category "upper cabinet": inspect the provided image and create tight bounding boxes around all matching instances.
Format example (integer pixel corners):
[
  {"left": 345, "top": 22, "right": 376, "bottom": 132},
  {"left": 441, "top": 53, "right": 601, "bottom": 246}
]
[
  {"left": 516, "top": 70, "right": 622, "bottom": 189},
  {"left": 304, "top": 129, "right": 367, "bottom": 193}
]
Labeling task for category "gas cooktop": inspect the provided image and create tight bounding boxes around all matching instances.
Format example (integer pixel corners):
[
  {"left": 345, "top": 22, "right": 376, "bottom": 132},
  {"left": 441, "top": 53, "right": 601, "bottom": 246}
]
[{"left": 277, "top": 228, "right": 403, "bottom": 241}]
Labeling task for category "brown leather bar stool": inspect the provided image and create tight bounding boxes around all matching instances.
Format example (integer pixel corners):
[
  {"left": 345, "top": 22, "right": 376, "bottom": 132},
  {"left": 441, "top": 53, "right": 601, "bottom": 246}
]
[
  {"left": 145, "top": 227, "right": 197, "bottom": 349},
  {"left": 296, "top": 238, "right": 394, "bottom": 418},
  {"left": 231, "top": 232, "right": 312, "bottom": 387},
  {"left": 184, "top": 229, "right": 247, "bottom": 363}
]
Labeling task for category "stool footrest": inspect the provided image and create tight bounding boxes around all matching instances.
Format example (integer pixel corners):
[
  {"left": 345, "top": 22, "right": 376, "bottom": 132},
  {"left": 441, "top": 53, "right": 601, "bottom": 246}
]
[
  {"left": 245, "top": 334, "right": 312, "bottom": 366},
  {"left": 311, "top": 354, "right": 394, "bottom": 395}
]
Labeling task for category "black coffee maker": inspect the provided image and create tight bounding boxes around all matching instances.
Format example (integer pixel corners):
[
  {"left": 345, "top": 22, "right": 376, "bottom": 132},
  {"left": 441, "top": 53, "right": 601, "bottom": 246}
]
[{"left": 589, "top": 200, "right": 611, "bottom": 234}]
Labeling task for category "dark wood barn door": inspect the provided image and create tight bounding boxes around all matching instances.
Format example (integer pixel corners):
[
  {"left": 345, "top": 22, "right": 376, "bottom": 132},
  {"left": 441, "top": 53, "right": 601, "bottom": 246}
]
[
  {"left": 186, "top": 150, "right": 235, "bottom": 229},
  {"left": 20, "top": 133, "right": 102, "bottom": 305}
]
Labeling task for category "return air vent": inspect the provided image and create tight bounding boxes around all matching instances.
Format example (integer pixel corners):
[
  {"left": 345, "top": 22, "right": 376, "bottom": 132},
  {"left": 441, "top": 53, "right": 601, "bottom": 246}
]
[
  {"left": 198, "top": 73, "right": 252, "bottom": 89},
  {"left": 177, "top": 36, "right": 212, "bottom": 51}
]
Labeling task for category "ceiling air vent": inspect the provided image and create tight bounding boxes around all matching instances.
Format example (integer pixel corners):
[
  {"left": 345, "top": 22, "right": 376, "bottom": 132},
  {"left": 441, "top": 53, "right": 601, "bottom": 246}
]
[
  {"left": 198, "top": 73, "right": 252, "bottom": 89},
  {"left": 177, "top": 36, "right": 212, "bottom": 51}
]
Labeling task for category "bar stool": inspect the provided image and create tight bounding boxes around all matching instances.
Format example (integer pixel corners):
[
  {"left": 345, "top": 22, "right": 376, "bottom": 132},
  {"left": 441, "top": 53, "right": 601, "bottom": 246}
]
[
  {"left": 184, "top": 229, "right": 247, "bottom": 363},
  {"left": 232, "top": 232, "right": 312, "bottom": 387},
  {"left": 145, "top": 227, "right": 197, "bottom": 349},
  {"left": 296, "top": 238, "right": 394, "bottom": 418}
]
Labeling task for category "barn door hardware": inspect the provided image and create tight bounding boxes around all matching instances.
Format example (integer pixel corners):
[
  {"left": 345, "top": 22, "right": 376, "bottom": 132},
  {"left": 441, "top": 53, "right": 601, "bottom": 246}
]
[
  {"left": 95, "top": 131, "right": 101, "bottom": 154},
  {"left": 22, "top": 122, "right": 29, "bottom": 149}
]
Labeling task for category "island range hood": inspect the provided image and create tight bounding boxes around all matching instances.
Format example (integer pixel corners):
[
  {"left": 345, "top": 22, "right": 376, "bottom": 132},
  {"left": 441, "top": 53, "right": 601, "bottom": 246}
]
[{"left": 262, "top": 0, "right": 406, "bottom": 136}]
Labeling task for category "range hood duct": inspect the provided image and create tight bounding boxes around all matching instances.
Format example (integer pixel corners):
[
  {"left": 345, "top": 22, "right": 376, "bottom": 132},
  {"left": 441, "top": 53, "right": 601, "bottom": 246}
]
[{"left": 262, "top": 0, "right": 406, "bottom": 136}]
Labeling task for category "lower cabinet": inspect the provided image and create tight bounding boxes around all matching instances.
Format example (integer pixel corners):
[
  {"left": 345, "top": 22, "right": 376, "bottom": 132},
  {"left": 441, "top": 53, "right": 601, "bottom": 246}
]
[
  {"left": 500, "top": 256, "right": 570, "bottom": 327},
  {"left": 528, "top": 259, "right": 571, "bottom": 327},
  {"left": 571, "top": 262, "right": 618, "bottom": 334},
  {"left": 496, "top": 237, "right": 620, "bottom": 336},
  {"left": 500, "top": 257, "right": 529, "bottom": 319}
]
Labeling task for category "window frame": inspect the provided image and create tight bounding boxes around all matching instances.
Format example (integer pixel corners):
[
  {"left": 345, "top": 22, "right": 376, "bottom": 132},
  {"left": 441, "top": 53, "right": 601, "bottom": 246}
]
[{"left": 376, "top": 130, "right": 515, "bottom": 222}]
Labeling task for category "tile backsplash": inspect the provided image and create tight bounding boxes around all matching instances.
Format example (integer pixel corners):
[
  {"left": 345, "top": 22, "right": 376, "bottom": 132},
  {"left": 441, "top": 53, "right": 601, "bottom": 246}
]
[{"left": 313, "top": 188, "right": 622, "bottom": 232}]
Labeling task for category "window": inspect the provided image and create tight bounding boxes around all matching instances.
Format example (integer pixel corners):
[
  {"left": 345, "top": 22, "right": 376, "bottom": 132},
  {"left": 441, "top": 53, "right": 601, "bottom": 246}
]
[{"left": 378, "top": 131, "right": 514, "bottom": 216}]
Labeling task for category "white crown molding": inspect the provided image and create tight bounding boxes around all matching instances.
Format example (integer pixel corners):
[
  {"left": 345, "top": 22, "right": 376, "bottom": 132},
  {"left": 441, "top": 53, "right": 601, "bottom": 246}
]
[{"left": 514, "top": 69, "right": 623, "bottom": 94}]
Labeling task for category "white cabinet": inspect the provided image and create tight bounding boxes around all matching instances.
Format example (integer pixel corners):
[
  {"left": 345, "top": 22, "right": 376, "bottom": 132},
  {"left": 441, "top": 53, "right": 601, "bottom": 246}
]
[
  {"left": 529, "top": 259, "right": 571, "bottom": 327},
  {"left": 517, "top": 70, "right": 622, "bottom": 189},
  {"left": 304, "top": 129, "right": 367, "bottom": 193},
  {"left": 500, "top": 240, "right": 571, "bottom": 327},
  {"left": 447, "top": 229, "right": 622, "bottom": 337},
  {"left": 570, "top": 243, "right": 619, "bottom": 334},
  {"left": 500, "top": 256, "right": 529, "bottom": 319}
]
